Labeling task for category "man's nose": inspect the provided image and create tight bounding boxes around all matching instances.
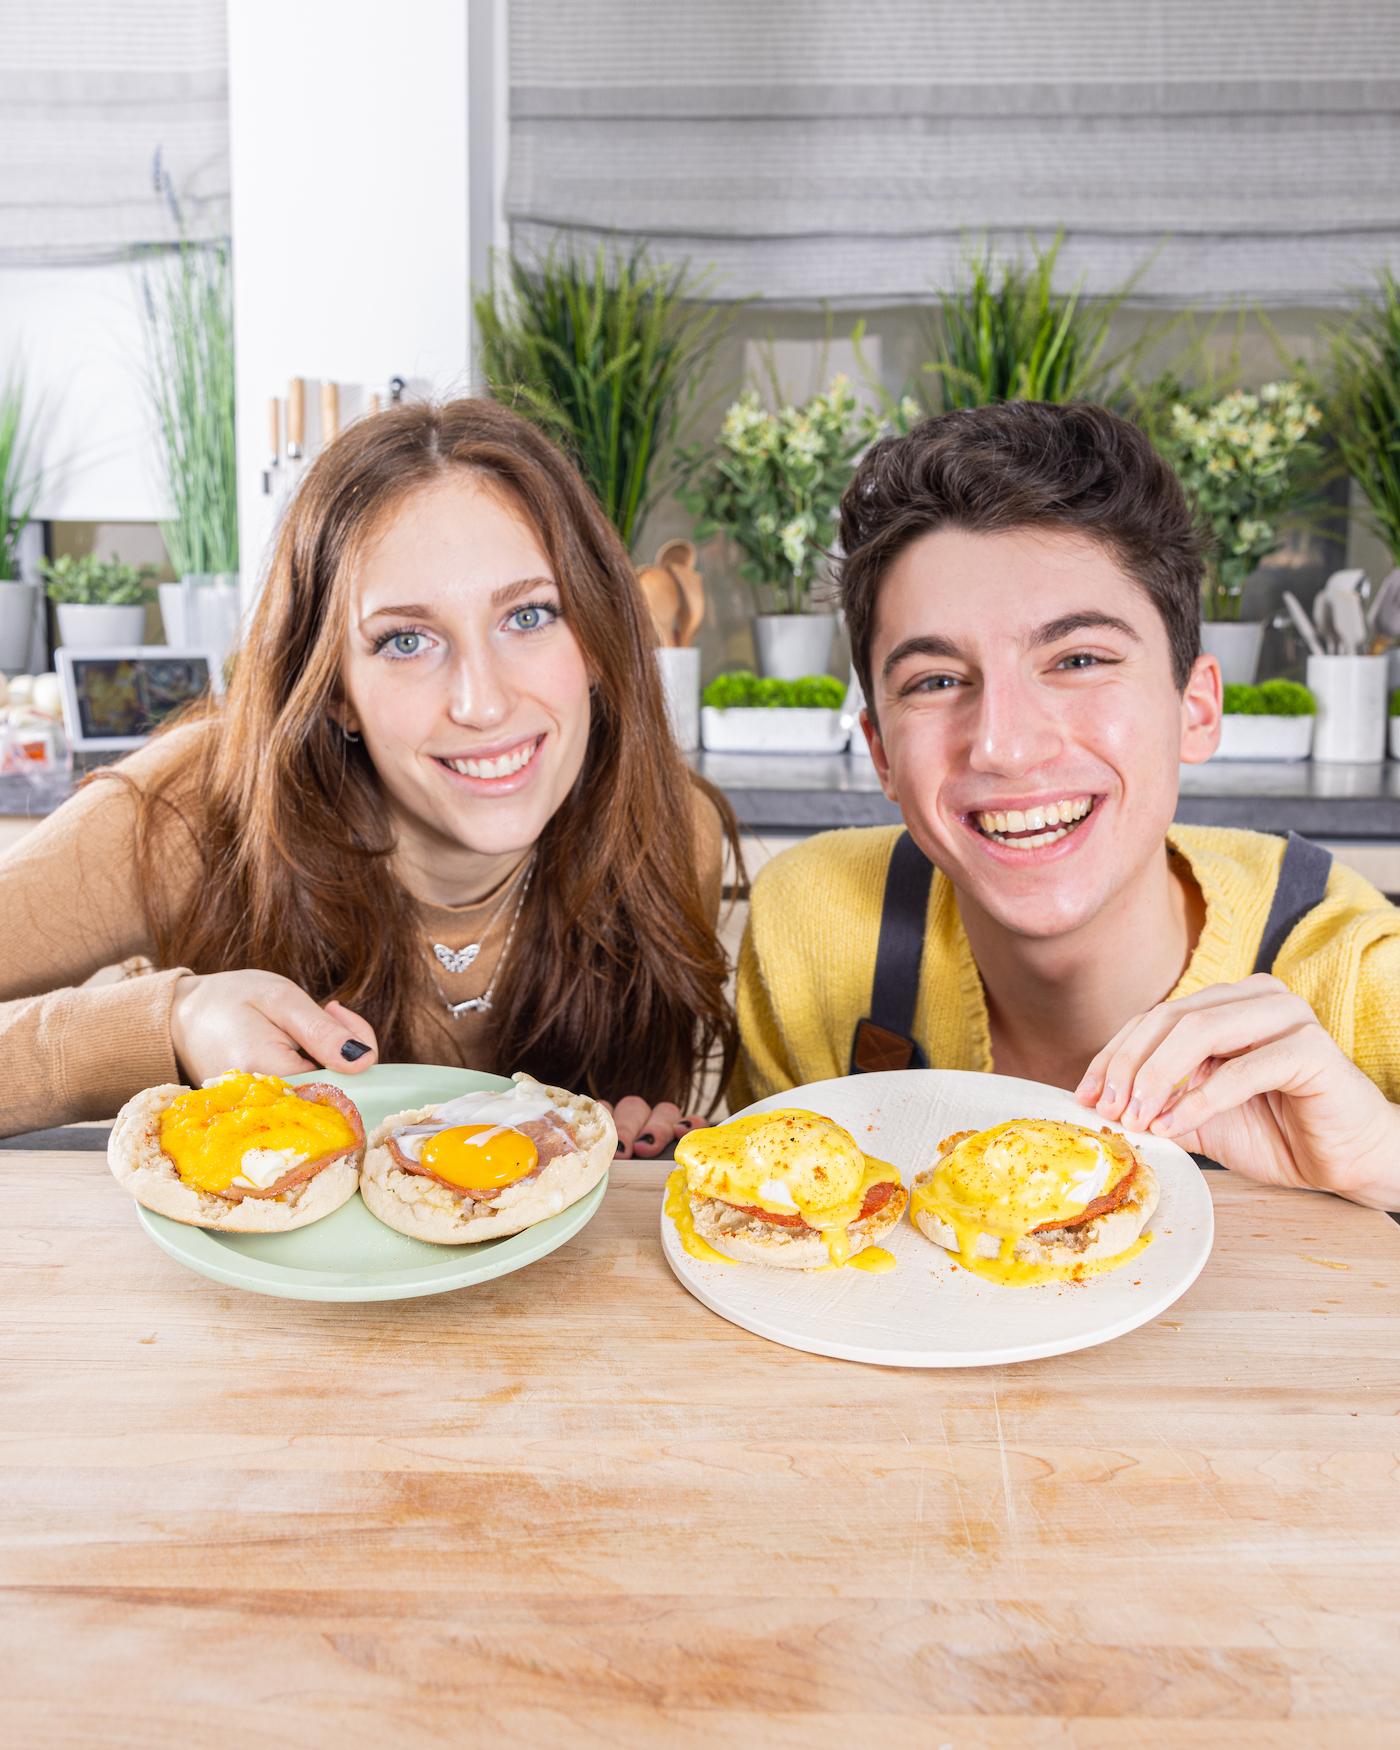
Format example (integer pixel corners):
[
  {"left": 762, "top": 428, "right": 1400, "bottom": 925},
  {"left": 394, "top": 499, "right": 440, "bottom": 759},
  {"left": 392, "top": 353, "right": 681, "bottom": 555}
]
[{"left": 966, "top": 673, "right": 1064, "bottom": 775}]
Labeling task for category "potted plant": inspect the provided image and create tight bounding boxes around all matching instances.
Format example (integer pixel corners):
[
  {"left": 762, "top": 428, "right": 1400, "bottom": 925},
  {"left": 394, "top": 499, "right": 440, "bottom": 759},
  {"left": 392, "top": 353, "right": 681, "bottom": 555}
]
[
  {"left": 1156, "top": 382, "right": 1323, "bottom": 685},
  {"left": 922, "top": 234, "right": 1152, "bottom": 412},
  {"left": 700, "top": 670, "right": 849, "bottom": 753},
  {"left": 1, "top": 371, "right": 42, "bottom": 672},
  {"left": 142, "top": 174, "right": 240, "bottom": 664},
  {"left": 475, "top": 245, "right": 726, "bottom": 557},
  {"left": 1214, "top": 679, "right": 1317, "bottom": 761},
  {"left": 1390, "top": 687, "right": 1400, "bottom": 761},
  {"left": 684, "top": 377, "right": 883, "bottom": 680},
  {"left": 40, "top": 553, "right": 155, "bottom": 649}
]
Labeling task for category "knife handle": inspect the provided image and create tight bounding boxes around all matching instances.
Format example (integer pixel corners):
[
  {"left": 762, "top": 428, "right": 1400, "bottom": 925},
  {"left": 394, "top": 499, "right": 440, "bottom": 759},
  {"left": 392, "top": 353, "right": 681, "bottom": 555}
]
[
  {"left": 267, "top": 397, "right": 281, "bottom": 461},
  {"left": 287, "top": 377, "right": 305, "bottom": 457},
  {"left": 320, "top": 381, "right": 340, "bottom": 445}
]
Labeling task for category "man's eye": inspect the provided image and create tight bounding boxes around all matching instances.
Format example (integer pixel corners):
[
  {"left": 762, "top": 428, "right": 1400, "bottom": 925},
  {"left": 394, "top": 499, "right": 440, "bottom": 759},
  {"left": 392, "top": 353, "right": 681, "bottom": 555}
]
[
  {"left": 910, "top": 673, "right": 962, "bottom": 693},
  {"left": 507, "top": 602, "right": 558, "bottom": 633},
  {"left": 1058, "top": 652, "right": 1104, "bottom": 670}
]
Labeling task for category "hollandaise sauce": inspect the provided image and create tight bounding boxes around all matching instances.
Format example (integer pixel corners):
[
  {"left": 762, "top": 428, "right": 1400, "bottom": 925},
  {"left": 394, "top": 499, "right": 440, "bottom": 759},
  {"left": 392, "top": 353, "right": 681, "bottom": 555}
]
[
  {"left": 664, "top": 1166, "right": 734, "bottom": 1265},
  {"left": 159, "top": 1073, "right": 355, "bottom": 1196},
  {"left": 818, "top": 1246, "right": 897, "bottom": 1274},
  {"left": 911, "top": 1118, "right": 1152, "bottom": 1287}
]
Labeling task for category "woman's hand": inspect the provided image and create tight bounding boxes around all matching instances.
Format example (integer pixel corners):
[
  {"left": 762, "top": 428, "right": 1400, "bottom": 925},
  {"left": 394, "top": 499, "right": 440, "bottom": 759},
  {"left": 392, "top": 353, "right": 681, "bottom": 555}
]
[
  {"left": 603, "top": 1097, "right": 704, "bottom": 1160},
  {"left": 1075, "top": 974, "right": 1400, "bottom": 1210},
  {"left": 169, "top": 970, "right": 379, "bottom": 1086}
]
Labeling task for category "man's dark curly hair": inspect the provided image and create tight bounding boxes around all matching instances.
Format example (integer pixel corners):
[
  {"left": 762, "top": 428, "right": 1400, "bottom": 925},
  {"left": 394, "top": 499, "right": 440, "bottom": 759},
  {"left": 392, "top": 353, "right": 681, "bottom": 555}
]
[{"left": 838, "top": 400, "right": 1207, "bottom": 702}]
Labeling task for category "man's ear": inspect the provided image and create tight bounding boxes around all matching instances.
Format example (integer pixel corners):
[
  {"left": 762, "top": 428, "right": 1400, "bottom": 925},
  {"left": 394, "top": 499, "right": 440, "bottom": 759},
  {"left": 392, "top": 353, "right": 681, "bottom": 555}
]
[
  {"left": 862, "top": 707, "right": 899, "bottom": 802},
  {"left": 1179, "top": 652, "right": 1222, "bottom": 766}
]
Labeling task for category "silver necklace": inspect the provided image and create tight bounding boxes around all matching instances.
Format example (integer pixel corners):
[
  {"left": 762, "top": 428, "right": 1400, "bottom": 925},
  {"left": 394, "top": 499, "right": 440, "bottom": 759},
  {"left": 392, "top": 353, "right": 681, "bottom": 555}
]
[
  {"left": 428, "top": 853, "right": 533, "bottom": 975},
  {"left": 428, "top": 857, "right": 535, "bottom": 1017}
]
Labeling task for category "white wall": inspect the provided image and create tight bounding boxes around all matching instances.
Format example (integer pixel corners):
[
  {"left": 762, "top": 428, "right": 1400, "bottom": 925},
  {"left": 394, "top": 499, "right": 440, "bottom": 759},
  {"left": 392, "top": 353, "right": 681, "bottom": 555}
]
[
  {"left": 226, "top": 0, "right": 477, "bottom": 607},
  {"left": 0, "top": 263, "right": 171, "bottom": 524}
]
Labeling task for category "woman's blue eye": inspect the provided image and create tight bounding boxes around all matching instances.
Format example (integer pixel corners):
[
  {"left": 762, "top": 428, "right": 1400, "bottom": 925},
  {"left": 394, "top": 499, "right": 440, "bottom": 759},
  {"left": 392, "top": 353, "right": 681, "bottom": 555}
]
[
  {"left": 386, "top": 632, "right": 425, "bottom": 658},
  {"left": 507, "top": 602, "right": 558, "bottom": 633}
]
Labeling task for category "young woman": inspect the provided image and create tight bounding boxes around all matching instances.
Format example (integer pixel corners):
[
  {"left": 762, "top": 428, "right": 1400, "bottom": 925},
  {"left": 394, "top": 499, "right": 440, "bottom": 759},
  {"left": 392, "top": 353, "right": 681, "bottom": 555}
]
[{"left": 0, "top": 398, "right": 737, "bottom": 1155}]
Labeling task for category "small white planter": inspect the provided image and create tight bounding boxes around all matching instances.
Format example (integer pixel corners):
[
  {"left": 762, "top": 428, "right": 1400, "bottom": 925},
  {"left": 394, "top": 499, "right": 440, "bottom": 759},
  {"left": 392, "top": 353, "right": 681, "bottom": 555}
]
[
  {"left": 701, "top": 706, "right": 849, "bottom": 754},
  {"left": 752, "top": 612, "right": 837, "bottom": 682},
  {"left": 55, "top": 602, "right": 148, "bottom": 649},
  {"left": 0, "top": 580, "right": 40, "bottom": 670},
  {"left": 1389, "top": 716, "right": 1400, "bottom": 760},
  {"left": 1307, "top": 653, "right": 1388, "bottom": 763},
  {"left": 655, "top": 646, "right": 700, "bottom": 751},
  {"left": 1213, "top": 714, "right": 1314, "bottom": 761},
  {"left": 1200, "top": 619, "right": 1266, "bottom": 686}
]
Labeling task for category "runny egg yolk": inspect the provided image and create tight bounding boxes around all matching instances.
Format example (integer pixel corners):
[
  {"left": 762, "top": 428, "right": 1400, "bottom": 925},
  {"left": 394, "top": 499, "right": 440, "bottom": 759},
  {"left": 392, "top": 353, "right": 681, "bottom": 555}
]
[
  {"left": 419, "top": 1124, "right": 539, "bottom": 1191},
  {"left": 159, "top": 1072, "right": 355, "bottom": 1195}
]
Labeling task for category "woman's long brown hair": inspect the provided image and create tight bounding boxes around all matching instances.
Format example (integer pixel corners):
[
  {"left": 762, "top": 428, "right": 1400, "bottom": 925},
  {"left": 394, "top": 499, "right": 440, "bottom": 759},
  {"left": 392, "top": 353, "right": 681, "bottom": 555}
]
[{"left": 102, "top": 398, "right": 739, "bottom": 1106}]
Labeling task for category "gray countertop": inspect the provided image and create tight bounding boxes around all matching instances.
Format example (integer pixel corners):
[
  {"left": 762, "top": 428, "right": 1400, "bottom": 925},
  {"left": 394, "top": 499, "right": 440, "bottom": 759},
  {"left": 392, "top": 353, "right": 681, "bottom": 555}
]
[
  {"left": 694, "top": 751, "right": 1400, "bottom": 838},
  {"left": 7, "top": 755, "right": 1400, "bottom": 841}
]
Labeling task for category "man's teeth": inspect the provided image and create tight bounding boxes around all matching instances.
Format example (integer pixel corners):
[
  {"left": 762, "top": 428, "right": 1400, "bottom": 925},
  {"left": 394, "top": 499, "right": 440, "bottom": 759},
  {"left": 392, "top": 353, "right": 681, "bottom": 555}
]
[
  {"left": 975, "top": 797, "right": 1094, "bottom": 847},
  {"left": 444, "top": 740, "right": 539, "bottom": 780}
]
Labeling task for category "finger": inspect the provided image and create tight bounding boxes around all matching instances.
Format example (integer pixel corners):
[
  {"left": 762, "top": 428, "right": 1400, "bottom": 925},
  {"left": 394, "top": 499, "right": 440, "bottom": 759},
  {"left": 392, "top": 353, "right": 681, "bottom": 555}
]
[
  {"left": 1113, "top": 992, "right": 1315, "bottom": 1130},
  {"left": 256, "top": 981, "right": 379, "bottom": 1071},
  {"left": 674, "top": 1114, "right": 705, "bottom": 1136},
  {"left": 610, "top": 1095, "right": 653, "bottom": 1159},
  {"left": 631, "top": 1101, "right": 684, "bottom": 1159},
  {"left": 1075, "top": 975, "right": 1290, "bottom": 1108},
  {"left": 1149, "top": 1035, "right": 1308, "bottom": 1138},
  {"left": 324, "top": 1001, "right": 380, "bottom": 1069}
]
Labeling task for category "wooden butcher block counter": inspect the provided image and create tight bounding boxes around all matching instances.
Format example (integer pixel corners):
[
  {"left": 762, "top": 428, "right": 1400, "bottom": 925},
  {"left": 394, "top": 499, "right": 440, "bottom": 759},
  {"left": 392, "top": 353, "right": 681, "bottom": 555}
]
[{"left": 2, "top": 1145, "right": 1398, "bottom": 1747}]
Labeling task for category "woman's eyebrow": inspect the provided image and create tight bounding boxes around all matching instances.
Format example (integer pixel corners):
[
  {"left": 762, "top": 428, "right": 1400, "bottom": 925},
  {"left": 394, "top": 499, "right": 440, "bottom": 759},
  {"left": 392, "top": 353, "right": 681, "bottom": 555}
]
[{"left": 489, "top": 574, "right": 556, "bottom": 609}]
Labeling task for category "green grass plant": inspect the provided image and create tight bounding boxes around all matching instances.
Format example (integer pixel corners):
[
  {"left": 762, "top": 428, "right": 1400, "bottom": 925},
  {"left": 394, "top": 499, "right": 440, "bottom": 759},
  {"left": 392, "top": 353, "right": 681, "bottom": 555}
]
[
  {"left": 39, "top": 553, "right": 155, "bottom": 606},
  {"left": 1329, "top": 270, "right": 1400, "bottom": 566},
  {"left": 0, "top": 372, "right": 40, "bottom": 580},
  {"left": 475, "top": 245, "right": 727, "bottom": 554},
  {"left": 142, "top": 237, "right": 238, "bottom": 576}
]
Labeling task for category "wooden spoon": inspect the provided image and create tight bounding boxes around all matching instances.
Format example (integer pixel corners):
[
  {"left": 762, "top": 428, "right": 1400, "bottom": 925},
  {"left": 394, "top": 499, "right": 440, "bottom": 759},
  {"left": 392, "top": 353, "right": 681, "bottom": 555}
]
[
  {"left": 654, "top": 539, "right": 705, "bottom": 647},
  {"left": 636, "top": 564, "right": 683, "bottom": 647}
]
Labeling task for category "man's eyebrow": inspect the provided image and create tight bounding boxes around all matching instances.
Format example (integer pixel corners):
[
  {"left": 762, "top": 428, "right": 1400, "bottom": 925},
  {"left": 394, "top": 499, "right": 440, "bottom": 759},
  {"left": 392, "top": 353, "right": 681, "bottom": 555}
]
[
  {"left": 1031, "top": 611, "right": 1141, "bottom": 647},
  {"left": 881, "top": 632, "right": 965, "bottom": 680}
]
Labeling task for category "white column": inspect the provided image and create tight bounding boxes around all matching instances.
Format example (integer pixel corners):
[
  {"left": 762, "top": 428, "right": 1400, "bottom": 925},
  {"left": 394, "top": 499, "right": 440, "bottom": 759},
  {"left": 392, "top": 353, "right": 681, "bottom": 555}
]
[{"left": 226, "top": 0, "right": 476, "bottom": 609}]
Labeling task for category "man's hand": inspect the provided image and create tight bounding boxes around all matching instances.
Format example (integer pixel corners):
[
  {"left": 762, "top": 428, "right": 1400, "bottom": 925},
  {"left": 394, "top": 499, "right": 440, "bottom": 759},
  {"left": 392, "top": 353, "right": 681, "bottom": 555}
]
[{"left": 1075, "top": 974, "right": 1400, "bottom": 1210}]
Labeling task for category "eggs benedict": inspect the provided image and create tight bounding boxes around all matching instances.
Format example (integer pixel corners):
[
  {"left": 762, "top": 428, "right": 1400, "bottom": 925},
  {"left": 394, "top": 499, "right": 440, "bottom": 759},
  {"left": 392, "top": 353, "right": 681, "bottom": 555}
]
[
  {"left": 669, "top": 1108, "right": 906, "bottom": 1270},
  {"left": 909, "top": 1117, "right": 1158, "bottom": 1286},
  {"left": 108, "top": 1072, "right": 365, "bottom": 1231},
  {"left": 360, "top": 1072, "right": 615, "bottom": 1243}
]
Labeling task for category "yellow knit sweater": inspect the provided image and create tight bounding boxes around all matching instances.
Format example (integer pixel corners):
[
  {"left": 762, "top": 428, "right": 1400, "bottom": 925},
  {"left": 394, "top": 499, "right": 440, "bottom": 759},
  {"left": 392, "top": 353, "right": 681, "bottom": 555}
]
[{"left": 731, "top": 824, "right": 1400, "bottom": 1109}]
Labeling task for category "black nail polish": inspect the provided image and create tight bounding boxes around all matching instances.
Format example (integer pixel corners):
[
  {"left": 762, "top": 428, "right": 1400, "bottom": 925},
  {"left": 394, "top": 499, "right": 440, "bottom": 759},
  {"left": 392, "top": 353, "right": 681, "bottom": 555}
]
[
  {"left": 636, "top": 1131, "right": 656, "bottom": 1148},
  {"left": 341, "top": 1039, "right": 371, "bottom": 1062}
]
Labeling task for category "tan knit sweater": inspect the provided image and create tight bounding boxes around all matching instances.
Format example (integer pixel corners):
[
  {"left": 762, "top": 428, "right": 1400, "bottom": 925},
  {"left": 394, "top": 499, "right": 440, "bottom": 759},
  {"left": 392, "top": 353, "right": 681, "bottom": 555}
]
[{"left": 0, "top": 727, "right": 722, "bottom": 1135}]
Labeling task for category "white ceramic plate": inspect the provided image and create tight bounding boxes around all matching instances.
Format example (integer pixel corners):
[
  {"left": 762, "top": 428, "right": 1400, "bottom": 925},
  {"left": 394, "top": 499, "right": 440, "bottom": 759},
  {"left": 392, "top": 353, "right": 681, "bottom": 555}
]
[{"left": 661, "top": 1069, "right": 1214, "bottom": 1368}]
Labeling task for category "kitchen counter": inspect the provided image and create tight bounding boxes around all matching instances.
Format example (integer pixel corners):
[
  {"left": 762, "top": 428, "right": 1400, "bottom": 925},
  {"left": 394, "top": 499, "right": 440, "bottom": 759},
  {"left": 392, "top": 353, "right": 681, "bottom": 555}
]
[{"left": 694, "top": 751, "right": 1400, "bottom": 839}]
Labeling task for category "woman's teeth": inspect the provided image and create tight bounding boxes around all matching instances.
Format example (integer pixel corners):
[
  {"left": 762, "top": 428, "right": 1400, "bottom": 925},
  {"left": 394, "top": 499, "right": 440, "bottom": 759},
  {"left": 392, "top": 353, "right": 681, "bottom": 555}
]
[
  {"left": 443, "top": 739, "right": 540, "bottom": 780},
  {"left": 975, "top": 796, "right": 1094, "bottom": 847}
]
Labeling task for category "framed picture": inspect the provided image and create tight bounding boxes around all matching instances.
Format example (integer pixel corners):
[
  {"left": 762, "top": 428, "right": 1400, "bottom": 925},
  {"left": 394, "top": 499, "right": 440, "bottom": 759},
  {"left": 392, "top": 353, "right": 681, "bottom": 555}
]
[{"left": 55, "top": 646, "right": 224, "bottom": 753}]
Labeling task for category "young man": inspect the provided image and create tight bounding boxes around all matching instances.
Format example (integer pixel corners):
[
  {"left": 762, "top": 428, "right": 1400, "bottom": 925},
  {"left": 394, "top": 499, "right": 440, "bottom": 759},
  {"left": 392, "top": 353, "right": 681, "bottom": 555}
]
[{"left": 732, "top": 402, "right": 1400, "bottom": 1210}]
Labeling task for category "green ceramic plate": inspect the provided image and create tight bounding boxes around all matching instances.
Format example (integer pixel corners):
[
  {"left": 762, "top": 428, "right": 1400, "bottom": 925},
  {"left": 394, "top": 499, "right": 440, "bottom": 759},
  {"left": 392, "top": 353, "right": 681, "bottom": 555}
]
[{"left": 134, "top": 1063, "right": 609, "bottom": 1302}]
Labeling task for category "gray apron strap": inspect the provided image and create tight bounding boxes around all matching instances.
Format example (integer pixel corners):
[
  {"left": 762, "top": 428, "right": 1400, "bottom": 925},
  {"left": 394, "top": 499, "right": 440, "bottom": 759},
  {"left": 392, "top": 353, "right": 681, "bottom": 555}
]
[
  {"left": 1253, "top": 832, "right": 1333, "bottom": 974},
  {"left": 849, "top": 830, "right": 933, "bottom": 1073}
]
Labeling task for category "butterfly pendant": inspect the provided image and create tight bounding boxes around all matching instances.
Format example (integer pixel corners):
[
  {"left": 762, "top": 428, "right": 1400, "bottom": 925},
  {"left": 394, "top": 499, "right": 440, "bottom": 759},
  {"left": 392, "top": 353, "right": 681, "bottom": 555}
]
[{"left": 433, "top": 941, "right": 481, "bottom": 975}]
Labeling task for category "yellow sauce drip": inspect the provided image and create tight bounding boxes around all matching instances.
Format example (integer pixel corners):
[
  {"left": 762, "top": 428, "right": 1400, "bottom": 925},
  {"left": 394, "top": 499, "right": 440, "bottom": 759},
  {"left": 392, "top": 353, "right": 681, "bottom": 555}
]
[
  {"left": 664, "top": 1166, "right": 734, "bottom": 1265},
  {"left": 158, "top": 1073, "right": 355, "bottom": 1195},
  {"left": 815, "top": 1245, "right": 898, "bottom": 1275},
  {"left": 911, "top": 1177, "right": 1152, "bottom": 1286}
]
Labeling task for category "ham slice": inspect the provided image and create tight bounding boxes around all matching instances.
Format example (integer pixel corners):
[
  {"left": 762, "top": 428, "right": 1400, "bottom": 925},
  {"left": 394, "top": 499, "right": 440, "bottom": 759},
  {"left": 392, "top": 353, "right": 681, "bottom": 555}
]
[
  {"left": 221, "top": 1083, "right": 366, "bottom": 1202},
  {"left": 387, "top": 1114, "right": 576, "bottom": 1202}
]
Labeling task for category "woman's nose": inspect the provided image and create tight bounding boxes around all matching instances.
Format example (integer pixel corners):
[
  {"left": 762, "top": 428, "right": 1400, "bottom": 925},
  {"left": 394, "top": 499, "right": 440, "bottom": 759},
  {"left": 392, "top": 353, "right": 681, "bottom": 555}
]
[{"left": 447, "top": 647, "right": 515, "bottom": 729}]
